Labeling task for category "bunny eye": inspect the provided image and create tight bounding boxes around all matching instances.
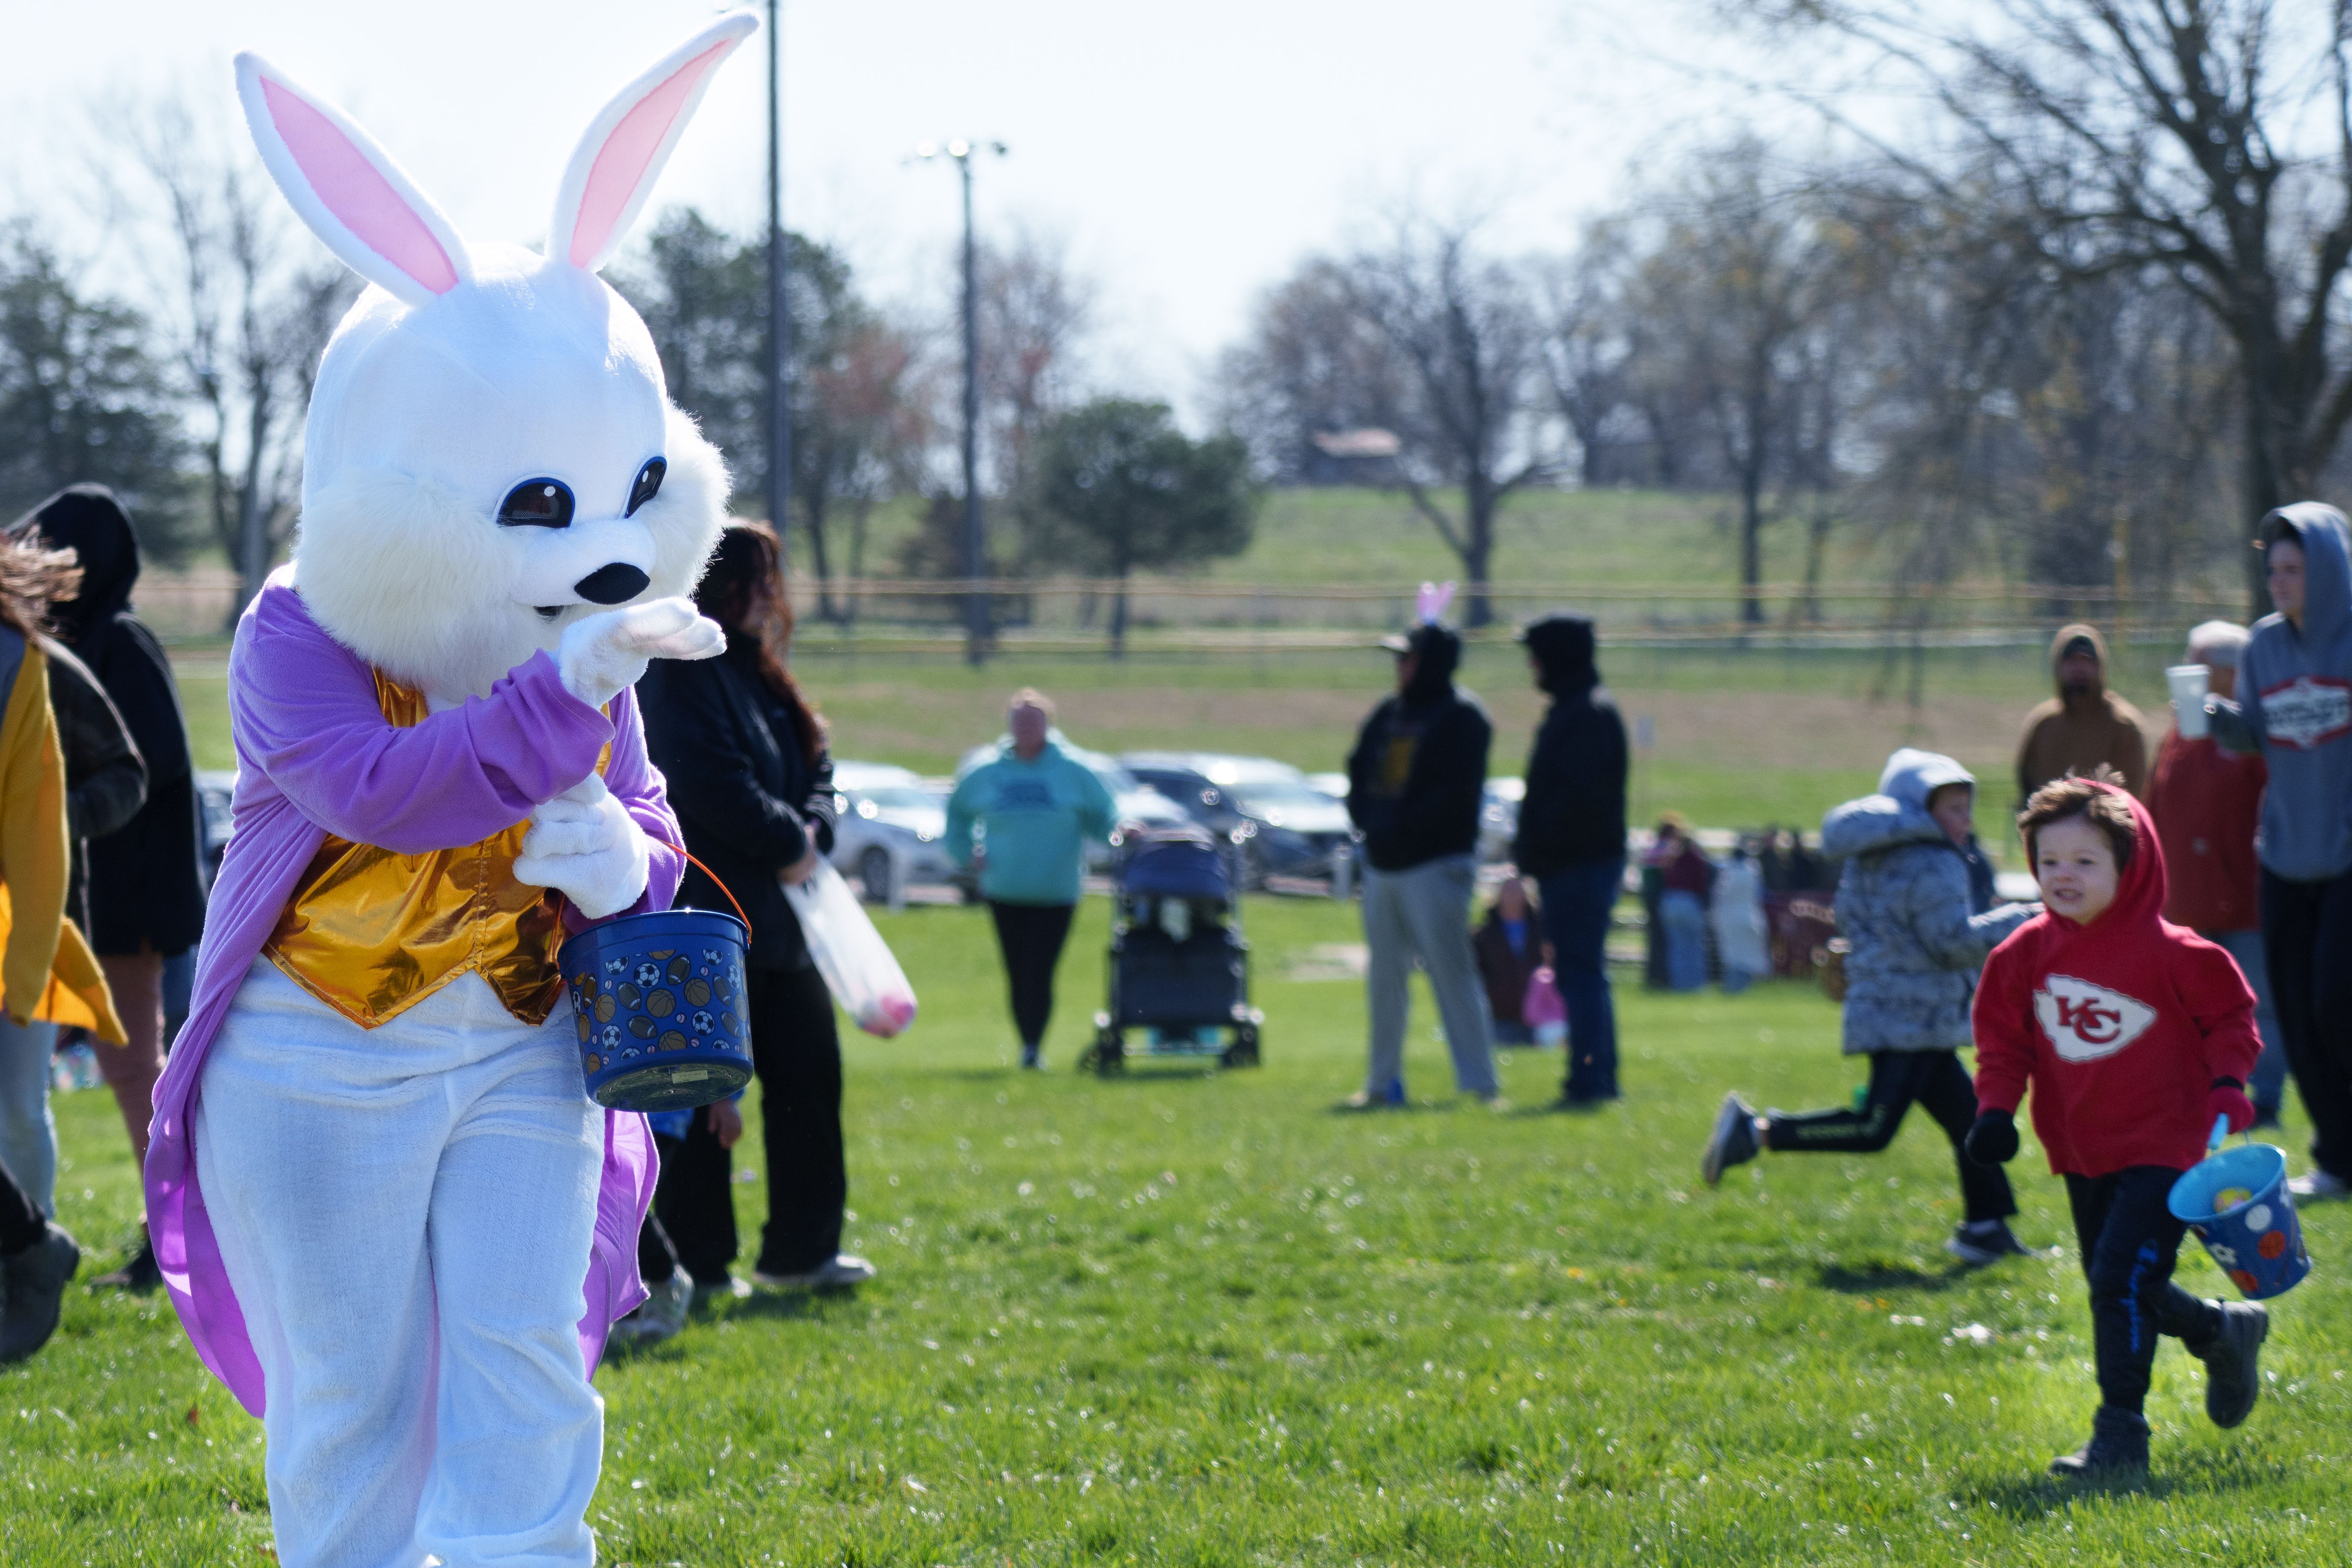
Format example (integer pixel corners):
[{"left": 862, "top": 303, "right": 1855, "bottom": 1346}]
[
  {"left": 625, "top": 457, "right": 667, "bottom": 518},
  {"left": 498, "top": 479, "right": 574, "bottom": 529}
]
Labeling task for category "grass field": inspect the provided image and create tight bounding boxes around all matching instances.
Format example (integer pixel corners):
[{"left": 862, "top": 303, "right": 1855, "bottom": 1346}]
[{"left": 6, "top": 894, "right": 2347, "bottom": 1565}]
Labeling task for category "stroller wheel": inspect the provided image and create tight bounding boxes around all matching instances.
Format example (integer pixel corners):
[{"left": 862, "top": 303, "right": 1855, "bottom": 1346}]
[
  {"left": 1222, "top": 1021, "right": 1261, "bottom": 1069},
  {"left": 1092, "top": 1024, "right": 1126, "bottom": 1076}
]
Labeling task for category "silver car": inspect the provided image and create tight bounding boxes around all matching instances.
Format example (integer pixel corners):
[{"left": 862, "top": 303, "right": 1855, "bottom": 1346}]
[{"left": 828, "top": 761, "right": 960, "bottom": 902}]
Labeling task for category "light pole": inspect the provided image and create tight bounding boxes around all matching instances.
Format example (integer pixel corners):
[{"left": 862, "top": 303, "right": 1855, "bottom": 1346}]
[
  {"left": 766, "top": 0, "right": 791, "bottom": 573},
  {"left": 914, "top": 138, "right": 1005, "bottom": 665}
]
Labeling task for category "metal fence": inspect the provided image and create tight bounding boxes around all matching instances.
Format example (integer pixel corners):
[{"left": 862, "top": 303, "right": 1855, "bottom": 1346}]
[{"left": 139, "top": 566, "right": 2254, "bottom": 654}]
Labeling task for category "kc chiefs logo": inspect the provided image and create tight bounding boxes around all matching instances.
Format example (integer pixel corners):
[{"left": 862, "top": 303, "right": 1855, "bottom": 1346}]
[{"left": 2033, "top": 974, "right": 2158, "bottom": 1063}]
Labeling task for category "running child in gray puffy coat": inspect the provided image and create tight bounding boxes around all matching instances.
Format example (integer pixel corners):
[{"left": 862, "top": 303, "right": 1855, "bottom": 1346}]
[{"left": 1701, "top": 749, "right": 2041, "bottom": 1263}]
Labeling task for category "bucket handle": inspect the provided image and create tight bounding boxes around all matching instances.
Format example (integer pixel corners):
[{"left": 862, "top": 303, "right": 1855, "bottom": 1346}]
[{"left": 552, "top": 831, "right": 754, "bottom": 943}]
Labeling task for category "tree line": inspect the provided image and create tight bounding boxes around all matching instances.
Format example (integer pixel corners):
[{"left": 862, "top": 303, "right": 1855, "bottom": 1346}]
[{"left": 8, "top": 0, "right": 2347, "bottom": 643}]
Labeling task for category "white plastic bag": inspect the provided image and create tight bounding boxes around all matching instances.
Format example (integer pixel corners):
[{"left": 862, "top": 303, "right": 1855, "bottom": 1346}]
[{"left": 784, "top": 859, "right": 918, "bottom": 1037}]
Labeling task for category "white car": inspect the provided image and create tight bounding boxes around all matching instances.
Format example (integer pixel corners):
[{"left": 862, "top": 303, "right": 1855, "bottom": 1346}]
[
  {"left": 1480, "top": 776, "right": 1524, "bottom": 865},
  {"left": 828, "top": 761, "right": 959, "bottom": 902}
]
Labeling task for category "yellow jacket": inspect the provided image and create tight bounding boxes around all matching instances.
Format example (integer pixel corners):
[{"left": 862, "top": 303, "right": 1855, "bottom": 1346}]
[{"left": 0, "top": 644, "right": 123, "bottom": 1044}]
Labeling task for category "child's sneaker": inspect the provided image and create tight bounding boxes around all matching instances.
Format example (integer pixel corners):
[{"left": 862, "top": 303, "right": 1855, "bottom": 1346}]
[
  {"left": 2194, "top": 1299, "right": 2268, "bottom": 1429},
  {"left": 1701, "top": 1092, "right": 1760, "bottom": 1186},
  {"left": 2048, "top": 1406, "right": 2149, "bottom": 1481},
  {"left": 1945, "top": 1219, "right": 2035, "bottom": 1266}
]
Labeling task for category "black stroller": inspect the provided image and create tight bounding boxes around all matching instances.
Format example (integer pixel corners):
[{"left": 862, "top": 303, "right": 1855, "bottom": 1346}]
[{"left": 1079, "top": 825, "right": 1262, "bottom": 1076}]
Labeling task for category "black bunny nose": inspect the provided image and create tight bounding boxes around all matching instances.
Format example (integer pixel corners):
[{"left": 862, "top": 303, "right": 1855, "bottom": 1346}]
[{"left": 575, "top": 564, "right": 650, "bottom": 605}]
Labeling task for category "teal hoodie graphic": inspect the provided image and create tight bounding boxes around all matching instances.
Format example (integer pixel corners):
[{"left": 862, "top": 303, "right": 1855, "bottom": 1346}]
[{"left": 946, "top": 739, "right": 1117, "bottom": 905}]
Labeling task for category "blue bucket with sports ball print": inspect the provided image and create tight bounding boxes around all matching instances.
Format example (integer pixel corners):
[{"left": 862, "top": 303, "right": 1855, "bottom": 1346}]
[
  {"left": 560, "top": 908, "right": 752, "bottom": 1112},
  {"left": 2168, "top": 1140, "right": 2312, "bottom": 1301}
]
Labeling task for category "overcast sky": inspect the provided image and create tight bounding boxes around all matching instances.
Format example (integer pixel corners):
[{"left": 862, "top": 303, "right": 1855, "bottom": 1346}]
[{"left": 6, "top": 0, "right": 1783, "bottom": 417}]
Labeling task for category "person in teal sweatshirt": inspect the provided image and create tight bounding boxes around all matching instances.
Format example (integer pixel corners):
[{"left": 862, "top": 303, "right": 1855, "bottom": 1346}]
[{"left": 947, "top": 689, "right": 1116, "bottom": 1067}]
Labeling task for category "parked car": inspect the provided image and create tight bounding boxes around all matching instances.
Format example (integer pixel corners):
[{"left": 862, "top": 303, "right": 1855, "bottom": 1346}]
[
  {"left": 1304, "top": 772, "right": 1349, "bottom": 804},
  {"left": 828, "top": 759, "right": 958, "bottom": 901},
  {"left": 1479, "top": 776, "right": 1524, "bottom": 865},
  {"left": 1118, "top": 752, "right": 1354, "bottom": 885}
]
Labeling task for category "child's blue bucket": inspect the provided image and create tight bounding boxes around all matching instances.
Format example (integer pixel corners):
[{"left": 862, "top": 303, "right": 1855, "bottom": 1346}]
[
  {"left": 559, "top": 908, "right": 752, "bottom": 1112},
  {"left": 2168, "top": 1141, "right": 2312, "bottom": 1301}
]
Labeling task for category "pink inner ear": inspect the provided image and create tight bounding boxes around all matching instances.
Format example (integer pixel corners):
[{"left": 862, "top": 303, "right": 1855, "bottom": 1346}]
[
  {"left": 261, "top": 78, "right": 459, "bottom": 296},
  {"left": 570, "top": 41, "right": 733, "bottom": 268}
]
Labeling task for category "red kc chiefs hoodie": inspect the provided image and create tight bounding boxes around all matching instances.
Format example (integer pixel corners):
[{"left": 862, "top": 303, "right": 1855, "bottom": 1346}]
[{"left": 1971, "top": 782, "right": 2261, "bottom": 1177}]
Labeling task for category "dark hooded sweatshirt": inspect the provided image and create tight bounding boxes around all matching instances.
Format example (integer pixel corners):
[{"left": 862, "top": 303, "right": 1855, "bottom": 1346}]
[
  {"left": 2210, "top": 502, "right": 2352, "bottom": 882},
  {"left": 1512, "top": 615, "right": 1628, "bottom": 876},
  {"left": 23, "top": 486, "right": 209, "bottom": 955},
  {"left": 2013, "top": 622, "right": 2148, "bottom": 806},
  {"left": 1345, "top": 627, "right": 1491, "bottom": 872}
]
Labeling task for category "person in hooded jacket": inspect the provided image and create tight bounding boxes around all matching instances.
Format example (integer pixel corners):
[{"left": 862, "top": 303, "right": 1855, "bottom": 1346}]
[
  {"left": 1701, "top": 750, "right": 2039, "bottom": 1264},
  {"left": 2208, "top": 502, "right": 2352, "bottom": 1201},
  {"left": 17, "top": 486, "right": 198, "bottom": 1291},
  {"left": 640, "top": 521, "right": 872, "bottom": 1293},
  {"left": 2016, "top": 623, "right": 2149, "bottom": 805},
  {"left": 1343, "top": 622, "right": 1499, "bottom": 1105},
  {"left": 1511, "top": 614, "right": 1628, "bottom": 1104}
]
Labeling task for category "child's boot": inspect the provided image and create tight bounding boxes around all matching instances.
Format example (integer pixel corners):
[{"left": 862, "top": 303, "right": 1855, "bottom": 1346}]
[
  {"left": 2048, "top": 1406, "right": 2149, "bottom": 1480},
  {"left": 2193, "top": 1299, "right": 2268, "bottom": 1429},
  {"left": 1701, "top": 1092, "right": 1760, "bottom": 1185}
]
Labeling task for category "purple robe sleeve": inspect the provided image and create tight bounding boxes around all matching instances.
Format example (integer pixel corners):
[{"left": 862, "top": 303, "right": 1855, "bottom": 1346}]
[{"left": 233, "top": 587, "right": 613, "bottom": 853}]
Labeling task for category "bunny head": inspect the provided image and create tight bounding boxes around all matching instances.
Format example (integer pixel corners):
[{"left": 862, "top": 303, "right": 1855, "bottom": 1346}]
[{"left": 236, "top": 14, "right": 757, "bottom": 705}]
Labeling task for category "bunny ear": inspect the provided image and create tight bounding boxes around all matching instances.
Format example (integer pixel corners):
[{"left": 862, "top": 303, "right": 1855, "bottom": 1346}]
[
  {"left": 1416, "top": 582, "right": 1457, "bottom": 623},
  {"left": 234, "top": 53, "right": 470, "bottom": 307},
  {"left": 549, "top": 11, "right": 760, "bottom": 273}
]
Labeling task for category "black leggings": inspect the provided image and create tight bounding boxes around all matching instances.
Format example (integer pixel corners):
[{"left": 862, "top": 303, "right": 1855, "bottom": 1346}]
[
  {"left": 2261, "top": 866, "right": 2352, "bottom": 1180},
  {"left": 989, "top": 901, "right": 1077, "bottom": 1049},
  {"left": 1763, "top": 1049, "right": 2016, "bottom": 1223},
  {"left": 2065, "top": 1166, "right": 2220, "bottom": 1414},
  {"left": 655, "top": 1114, "right": 741, "bottom": 1288},
  {"left": 749, "top": 965, "right": 847, "bottom": 1275}
]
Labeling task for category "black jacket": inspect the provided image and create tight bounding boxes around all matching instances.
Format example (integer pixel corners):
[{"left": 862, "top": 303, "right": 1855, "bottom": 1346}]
[
  {"left": 1514, "top": 614, "right": 1628, "bottom": 875},
  {"left": 48, "top": 642, "right": 145, "bottom": 938},
  {"left": 1346, "top": 632, "right": 1491, "bottom": 872},
  {"left": 20, "top": 486, "right": 206, "bottom": 955},
  {"left": 640, "top": 638, "right": 837, "bottom": 973}
]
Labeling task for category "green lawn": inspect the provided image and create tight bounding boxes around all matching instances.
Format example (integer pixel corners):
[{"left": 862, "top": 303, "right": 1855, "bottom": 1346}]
[{"left": 7, "top": 895, "right": 2347, "bottom": 1564}]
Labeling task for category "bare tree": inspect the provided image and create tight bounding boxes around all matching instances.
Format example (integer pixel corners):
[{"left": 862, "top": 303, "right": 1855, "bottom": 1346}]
[
  {"left": 1734, "top": 0, "right": 2352, "bottom": 610},
  {"left": 1632, "top": 145, "right": 1843, "bottom": 624},
  {"left": 1534, "top": 224, "right": 1646, "bottom": 488},
  {"left": 1212, "top": 258, "right": 1404, "bottom": 481},
  {"left": 975, "top": 228, "right": 1094, "bottom": 499},
  {"left": 1338, "top": 219, "right": 1551, "bottom": 627},
  {"left": 104, "top": 91, "right": 350, "bottom": 617}
]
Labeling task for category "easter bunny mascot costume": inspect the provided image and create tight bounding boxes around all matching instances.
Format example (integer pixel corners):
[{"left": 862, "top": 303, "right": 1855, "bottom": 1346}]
[{"left": 141, "top": 15, "right": 757, "bottom": 1565}]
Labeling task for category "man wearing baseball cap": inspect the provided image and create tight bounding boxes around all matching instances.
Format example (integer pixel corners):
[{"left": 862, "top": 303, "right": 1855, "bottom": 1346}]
[
  {"left": 2016, "top": 623, "right": 2149, "bottom": 806},
  {"left": 1342, "top": 619, "right": 1500, "bottom": 1106}
]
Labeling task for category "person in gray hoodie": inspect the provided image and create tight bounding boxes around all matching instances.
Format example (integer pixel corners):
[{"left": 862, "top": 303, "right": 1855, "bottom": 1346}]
[
  {"left": 2208, "top": 502, "right": 2352, "bottom": 1201},
  {"left": 1700, "top": 749, "right": 2040, "bottom": 1263}
]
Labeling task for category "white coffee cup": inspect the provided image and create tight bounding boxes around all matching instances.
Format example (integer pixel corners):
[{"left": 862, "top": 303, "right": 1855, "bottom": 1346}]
[{"left": 2168, "top": 664, "right": 2210, "bottom": 739}]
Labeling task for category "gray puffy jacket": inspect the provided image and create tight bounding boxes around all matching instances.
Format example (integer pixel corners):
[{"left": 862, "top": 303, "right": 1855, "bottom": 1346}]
[{"left": 1825, "top": 749, "right": 2037, "bottom": 1056}]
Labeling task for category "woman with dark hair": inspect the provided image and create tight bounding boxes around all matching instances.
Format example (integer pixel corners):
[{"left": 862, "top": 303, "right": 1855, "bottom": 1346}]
[{"left": 639, "top": 522, "right": 870, "bottom": 1291}]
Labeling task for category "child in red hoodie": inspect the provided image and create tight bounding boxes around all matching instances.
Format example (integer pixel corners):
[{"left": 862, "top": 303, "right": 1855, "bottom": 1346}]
[{"left": 1966, "top": 775, "right": 2269, "bottom": 1479}]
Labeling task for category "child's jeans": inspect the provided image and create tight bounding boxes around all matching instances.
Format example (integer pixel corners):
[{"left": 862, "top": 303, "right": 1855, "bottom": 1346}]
[
  {"left": 1764, "top": 1050, "right": 2017, "bottom": 1224},
  {"left": 2065, "top": 1166, "right": 2223, "bottom": 1415}
]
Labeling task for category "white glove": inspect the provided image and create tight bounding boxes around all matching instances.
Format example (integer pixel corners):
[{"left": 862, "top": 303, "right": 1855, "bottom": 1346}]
[
  {"left": 555, "top": 596, "right": 724, "bottom": 710},
  {"left": 514, "top": 775, "right": 652, "bottom": 920}
]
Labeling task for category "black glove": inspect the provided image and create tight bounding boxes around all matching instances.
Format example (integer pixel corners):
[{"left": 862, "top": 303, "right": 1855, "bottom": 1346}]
[{"left": 1965, "top": 1108, "right": 2018, "bottom": 1166}]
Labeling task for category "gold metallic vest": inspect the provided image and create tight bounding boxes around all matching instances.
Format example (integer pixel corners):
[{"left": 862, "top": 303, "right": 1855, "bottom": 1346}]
[{"left": 265, "top": 672, "right": 608, "bottom": 1029}]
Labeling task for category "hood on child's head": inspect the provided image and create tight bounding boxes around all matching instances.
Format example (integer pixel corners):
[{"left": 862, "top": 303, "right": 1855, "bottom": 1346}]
[
  {"left": 2048, "top": 622, "right": 2107, "bottom": 701},
  {"left": 1877, "top": 748, "right": 1974, "bottom": 815},
  {"left": 2264, "top": 501, "right": 2352, "bottom": 646},
  {"left": 14, "top": 485, "right": 140, "bottom": 647},
  {"left": 2040, "top": 778, "right": 2167, "bottom": 932}
]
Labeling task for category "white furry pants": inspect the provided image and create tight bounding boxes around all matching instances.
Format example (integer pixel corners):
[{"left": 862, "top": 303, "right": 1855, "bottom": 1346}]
[{"left": 195, "top": 960, "right": 604, "bottom": 1568}]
